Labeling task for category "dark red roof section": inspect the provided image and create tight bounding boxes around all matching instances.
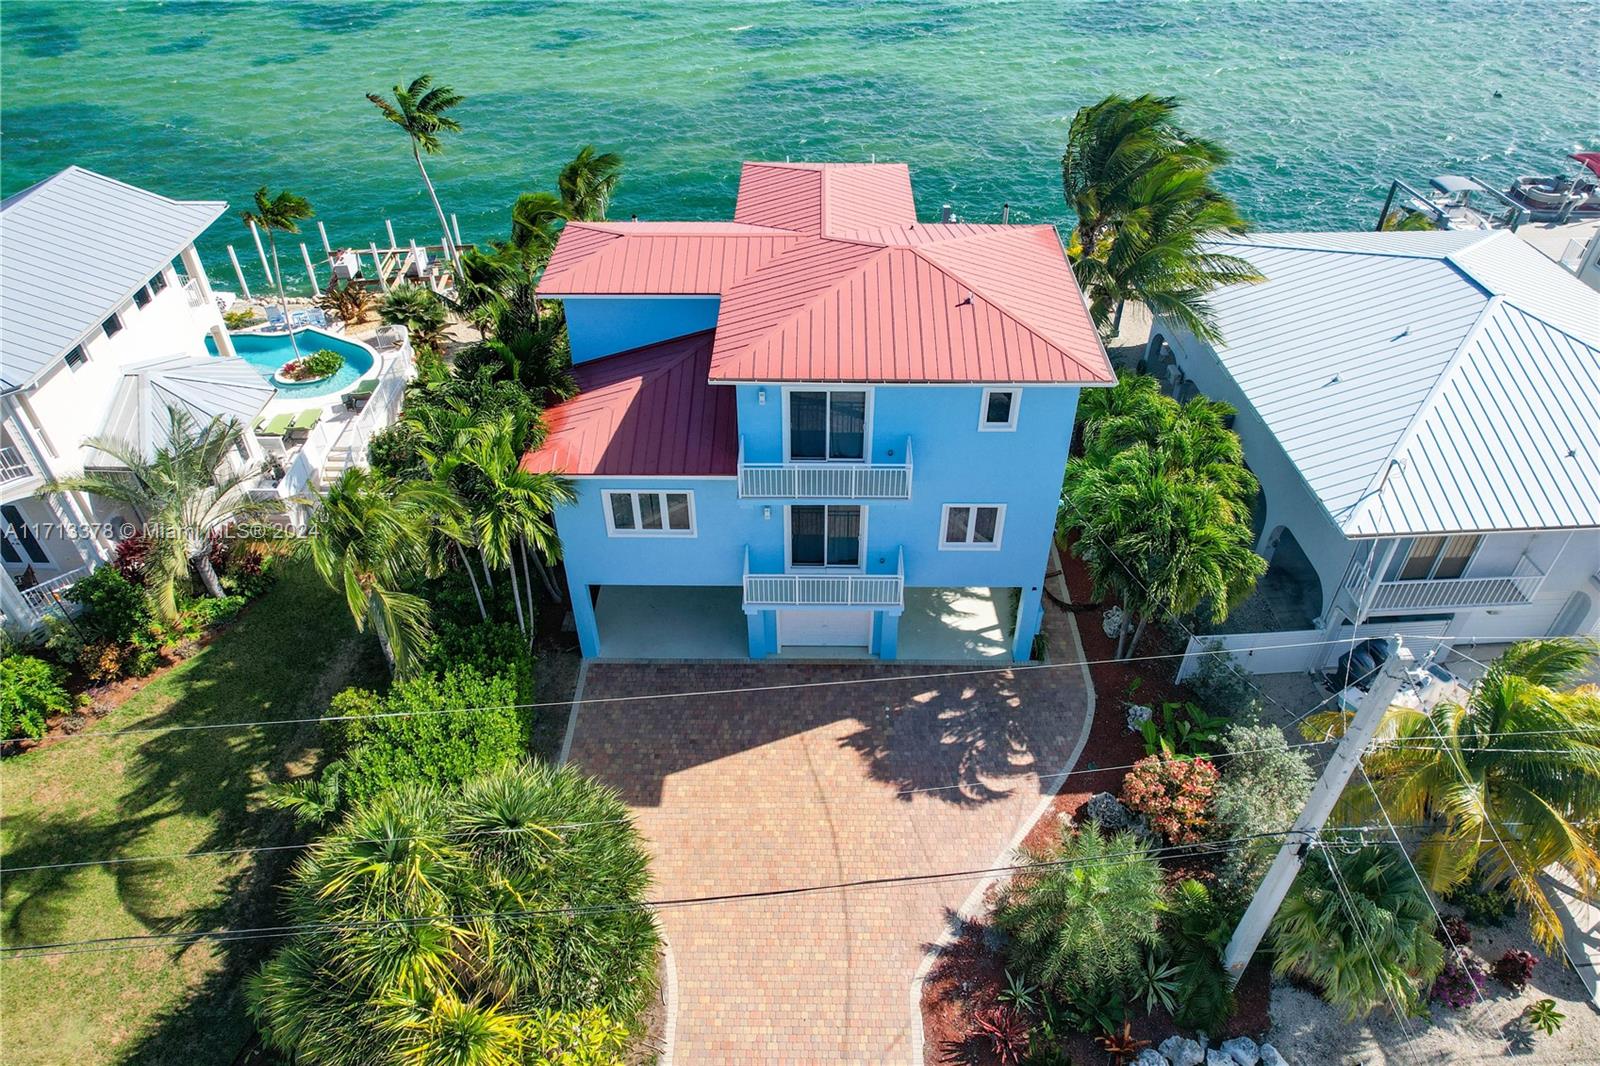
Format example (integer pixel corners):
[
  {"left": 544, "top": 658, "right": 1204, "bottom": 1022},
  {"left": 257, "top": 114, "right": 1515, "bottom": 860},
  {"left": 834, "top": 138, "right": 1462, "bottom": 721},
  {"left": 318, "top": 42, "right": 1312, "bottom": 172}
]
[
  {"left": 536, "top": 161, "right": 1113, "bottom": 386},
  {"left": 521, "top": 331, "right": 737, "bottom": 478}
]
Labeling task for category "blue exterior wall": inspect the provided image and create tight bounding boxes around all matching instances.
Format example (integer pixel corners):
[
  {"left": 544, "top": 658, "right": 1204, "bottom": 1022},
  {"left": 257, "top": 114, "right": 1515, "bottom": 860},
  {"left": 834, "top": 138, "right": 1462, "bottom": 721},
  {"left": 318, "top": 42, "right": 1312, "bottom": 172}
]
[
  {"left": 552, "top": 381, "right": 1080, "bottom": 661},
  {"left": 563, "top": 296, "right": 720, "bottom": 363}
]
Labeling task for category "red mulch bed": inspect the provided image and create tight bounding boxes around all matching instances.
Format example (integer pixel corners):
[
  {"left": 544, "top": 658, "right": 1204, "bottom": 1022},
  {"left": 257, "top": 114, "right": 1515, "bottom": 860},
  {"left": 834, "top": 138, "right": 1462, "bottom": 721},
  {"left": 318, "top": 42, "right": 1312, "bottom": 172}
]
[{"left": 918, "top": 539, "right": 1272, "bottom": 1064}]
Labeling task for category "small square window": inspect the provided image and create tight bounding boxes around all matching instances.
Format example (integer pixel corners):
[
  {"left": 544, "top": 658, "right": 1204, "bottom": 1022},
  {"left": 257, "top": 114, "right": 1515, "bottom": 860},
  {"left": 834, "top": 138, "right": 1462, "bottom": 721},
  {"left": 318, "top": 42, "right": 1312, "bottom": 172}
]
[
  {"left": 132, "top": 286, "right": 152, "bottom": 308},
  {"left": 148, "top": 271, "right": 168, "bottom": 294},
  {"left": 64, "top": 345, "right": 88, "bottom": 369},
  {"left": 940, "top": 504, "right": 1004, "bottom": 550},
  {"left": 102, "top": 313, "right": 123, "bottom": 338},
  {"left": 980, "top": 388, "right": 1018, "bottom": 430}
]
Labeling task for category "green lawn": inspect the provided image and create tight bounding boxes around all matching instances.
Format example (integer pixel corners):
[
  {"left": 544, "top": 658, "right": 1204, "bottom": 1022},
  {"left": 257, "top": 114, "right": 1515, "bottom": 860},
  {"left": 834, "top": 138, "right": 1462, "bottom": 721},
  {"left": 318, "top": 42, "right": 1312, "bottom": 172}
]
[{"left": 1, "top": 562, "right": 383, "bottom": 1066}]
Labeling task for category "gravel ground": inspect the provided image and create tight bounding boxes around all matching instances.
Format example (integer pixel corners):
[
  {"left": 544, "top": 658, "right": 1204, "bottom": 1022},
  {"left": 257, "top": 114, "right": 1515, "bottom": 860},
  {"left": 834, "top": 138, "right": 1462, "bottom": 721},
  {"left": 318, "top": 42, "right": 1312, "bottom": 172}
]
[{"left": 1269, "top": 911, "right": 1599, "bottom": 1064}]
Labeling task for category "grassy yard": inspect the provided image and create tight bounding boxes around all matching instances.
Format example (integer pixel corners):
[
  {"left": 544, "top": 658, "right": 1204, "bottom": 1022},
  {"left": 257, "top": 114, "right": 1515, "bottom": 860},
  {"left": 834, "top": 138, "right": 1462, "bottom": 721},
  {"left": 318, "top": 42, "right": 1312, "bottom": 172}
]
[{"left": 0, "top": 562, "right": 383, "bottom": 1066}]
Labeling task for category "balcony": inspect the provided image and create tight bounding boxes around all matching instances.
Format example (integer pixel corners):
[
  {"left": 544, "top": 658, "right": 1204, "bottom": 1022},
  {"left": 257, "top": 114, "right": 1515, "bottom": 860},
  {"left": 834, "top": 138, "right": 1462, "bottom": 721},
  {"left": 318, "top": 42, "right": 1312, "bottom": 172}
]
[
  {"left": 15, "top": 567, "right": 87, "bottom": 622},
  {"left": 182, "top": 277, "right": 209, "bottom": 309},
  {"left": 1358, "top": 554, "right": 1548, "bottom": 612},
  {"left": 0, "top": 445, "right": 35, "bottom": 487},
  {"left": 742, "top": 547, "right": 904, "bottom": 609},
  {"left": 737, "top": 437, "right": 912, "bottom": 500}
]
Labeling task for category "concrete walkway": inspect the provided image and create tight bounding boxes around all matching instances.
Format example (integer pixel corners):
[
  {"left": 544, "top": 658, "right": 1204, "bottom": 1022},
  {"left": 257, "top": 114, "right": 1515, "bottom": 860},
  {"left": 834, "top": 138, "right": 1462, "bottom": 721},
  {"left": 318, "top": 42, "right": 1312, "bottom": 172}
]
[{"left": 565, "top": 606, "right": 1092, "bottom": 1064}]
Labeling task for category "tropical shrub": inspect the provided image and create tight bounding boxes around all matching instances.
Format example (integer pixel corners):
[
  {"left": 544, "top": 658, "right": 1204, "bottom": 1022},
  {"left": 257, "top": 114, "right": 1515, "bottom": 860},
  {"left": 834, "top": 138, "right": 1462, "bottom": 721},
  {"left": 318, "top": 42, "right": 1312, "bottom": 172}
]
[
  {"left": 50, "top": 566, "right": 163, "bottom": 681},
  {"left": 1430, "top": 949, "right": 1487, "bottom": 1009},
  {"left": 1, "top": 654, "right": 71, "bottom": 741},
  {"left": 66, "top": 565, "right": 151, "bottom": 646},
  {"left": 111, "top": 532, "right": 152, "bottom": 586},
  {"left": 316, "top": 276, "right": 372, "bottom": 326},
  {"left": 223, "top": 308, "right": 259, "bottom": 330},
  {"left": 367, "top": 421, "right": 427, "bottom": 479},
  {"left": 1186, "top": 644, "right": 1266, "bottom": 721},
  {"left": 1431, "top": 914, "right": 1472, "bottom": 948},
  {"left": 1270, "top": 843, "right": 1444, "bottom": 1019},
  {"left": 1213, "top": 724, "right": 1313, "bottom": 900},
  {"left": 971, "top": 1005, "right": 1031, "bottom": 1065},
  {"left": 419, "top": 619, "right": 535, "bottom": 703},
  {"left": 1121, "top": 754, "right": 1217, "bottom": 844},
  {"left": 328, "top": 664, "right": 529, "bottom": 806},
  {"left": 1444, "top": 876, "right": 1516, "bottom": 927},
  {"left": 379, "top": 283, "right": 449, "bottom": 349},
  {"left": 181, "top": 593, "right": 246, "bottom": 629},
  {"left": 280, "top": 348, "right": 344, "bottom": 381},
  {"left": 248, "top": 762, "right": 659, "bottom": 1065},
  {"left": 1493, "top": 949, "right": 1537, "bottom": 991},
  {"left": 1138, "top": 700, "right": 1228, "bottom": 756},
  {"left": 1160, "top": 877, "right": 1237, "bottom": 1030},
  {"left": 1526, "top": 998, "right": 1565, "bottom": 1036},
  {"left": 994, "top": 823, "right": 1164, "bottom": 998}
]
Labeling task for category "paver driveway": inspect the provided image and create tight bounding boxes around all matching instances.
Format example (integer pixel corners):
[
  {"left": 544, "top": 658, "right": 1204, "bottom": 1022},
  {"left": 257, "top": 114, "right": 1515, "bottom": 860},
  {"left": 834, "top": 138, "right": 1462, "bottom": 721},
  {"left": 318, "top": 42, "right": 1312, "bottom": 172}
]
[{"left": 565, "top": 611, "right": 1091, "bottom": 1064}]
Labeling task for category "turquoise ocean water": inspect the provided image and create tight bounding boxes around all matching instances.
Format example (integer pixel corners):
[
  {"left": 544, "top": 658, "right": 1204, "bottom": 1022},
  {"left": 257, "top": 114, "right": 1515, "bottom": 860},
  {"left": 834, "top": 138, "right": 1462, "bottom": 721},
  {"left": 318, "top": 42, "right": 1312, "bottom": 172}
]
[{"left": 2, "top": 1, "right": 1596, "bottom": 292}]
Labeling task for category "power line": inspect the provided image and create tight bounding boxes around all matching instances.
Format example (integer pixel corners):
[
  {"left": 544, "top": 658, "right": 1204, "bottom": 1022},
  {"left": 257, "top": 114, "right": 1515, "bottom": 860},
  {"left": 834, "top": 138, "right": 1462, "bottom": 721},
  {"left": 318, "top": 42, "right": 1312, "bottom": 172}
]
[
  {"left": 0, "top": 827, "right": 1404, "bottom": 961},
  {"left": 1317, "top": 840, "right": 1421, "bottom": 1052},
  {"left": 24, "top": 631, "right": 1462, "bottom": 743}
]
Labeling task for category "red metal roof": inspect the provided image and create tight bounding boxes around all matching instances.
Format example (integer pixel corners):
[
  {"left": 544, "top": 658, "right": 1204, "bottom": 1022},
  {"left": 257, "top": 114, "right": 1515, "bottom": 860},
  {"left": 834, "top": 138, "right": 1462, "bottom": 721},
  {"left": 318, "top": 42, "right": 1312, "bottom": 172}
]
[
  {"left": 521, "top": 331, "right": 737, "bottom": 478},
  {"left": 536, "top": 161, "right": 1113, "bottom": 385}
]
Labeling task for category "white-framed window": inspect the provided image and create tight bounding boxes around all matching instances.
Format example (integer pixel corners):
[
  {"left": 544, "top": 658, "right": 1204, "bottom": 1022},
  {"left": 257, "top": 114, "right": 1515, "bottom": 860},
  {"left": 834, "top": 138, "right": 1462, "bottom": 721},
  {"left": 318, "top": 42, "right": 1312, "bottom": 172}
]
[
  {"left": 940, "top": 504, "right": 1005, "bottom": 550},
  {"left": 979, "top": 388, "right": 1019, "bottom": 431},
  {"left": 785, "top": 388, "right": 869, "bottom": 461},
  {"left": 603, "top": 490, "right": 696, "bottom": 537}
]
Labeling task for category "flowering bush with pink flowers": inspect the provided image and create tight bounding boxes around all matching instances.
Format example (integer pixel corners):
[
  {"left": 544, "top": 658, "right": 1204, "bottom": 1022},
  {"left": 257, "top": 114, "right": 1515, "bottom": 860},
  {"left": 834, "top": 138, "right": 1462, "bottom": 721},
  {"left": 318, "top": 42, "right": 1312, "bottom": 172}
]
[{"left": 1121, "top": 755, "right": 1218, "bottom": 844}]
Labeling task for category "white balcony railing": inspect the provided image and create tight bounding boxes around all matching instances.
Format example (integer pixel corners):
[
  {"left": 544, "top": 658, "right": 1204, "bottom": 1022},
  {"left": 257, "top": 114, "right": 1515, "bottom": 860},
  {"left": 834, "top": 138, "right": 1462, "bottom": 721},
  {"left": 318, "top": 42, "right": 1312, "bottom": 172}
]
[
  {"left": 17, "top": 567, "right": 87, "bottom": 620},
  {"left": 1365, "top": 554, "right": 1548, "bottom": 612},
  {"left": 0, "top": 445, "right": 34, "bottom": 485},
  {"left": 737, "top": 437, "right": 912, "bottom": 500},
  {"left": 742, "top": 547, "right": 904, "bottom": 609},
  {"left": 182, "top": 277, "right": 208, "bottom": 309}
]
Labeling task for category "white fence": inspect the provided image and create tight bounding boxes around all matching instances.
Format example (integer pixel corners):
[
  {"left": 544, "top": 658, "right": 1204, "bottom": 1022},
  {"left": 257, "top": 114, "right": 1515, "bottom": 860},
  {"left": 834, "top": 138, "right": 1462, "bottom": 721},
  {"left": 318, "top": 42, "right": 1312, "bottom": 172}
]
[
  {"left": 0, "top": 445, "right": 33, "bottom": 485},
  {"left": 1175, "top": 621, "right": 1456, "bottom": 681}
]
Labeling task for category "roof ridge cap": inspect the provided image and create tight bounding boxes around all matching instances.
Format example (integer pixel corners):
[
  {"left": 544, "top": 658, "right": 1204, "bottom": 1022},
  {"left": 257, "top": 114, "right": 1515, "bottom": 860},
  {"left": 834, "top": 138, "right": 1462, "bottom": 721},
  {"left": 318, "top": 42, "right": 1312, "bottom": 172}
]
[
  {"left": 908, "top": 236, "right": 1109, "bottom": 382},
  {"left": 1491, "top": 297, "right": 1600, "bottom": 352},
  {"left": 1339, "top": 293, "right": 1506, "bottom": 534},
  {"left": 1208, "top": 233, "right": 1480, "bottom": 261}
]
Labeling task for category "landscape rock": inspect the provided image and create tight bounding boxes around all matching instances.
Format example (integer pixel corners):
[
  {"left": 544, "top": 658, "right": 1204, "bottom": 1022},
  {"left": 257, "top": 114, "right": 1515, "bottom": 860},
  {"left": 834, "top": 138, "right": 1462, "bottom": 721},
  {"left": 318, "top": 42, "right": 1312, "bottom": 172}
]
[
  {"left": 1207, "top": 1052, "right": 1235, "bottom": 1066},
  {"left": 1221, "top": 1036, "right": 1261, "bottom": 1066},
  {"left": 1158, "top": 1035, "right": 1206, "bottom": 1066},
  {"left": 1083, "top": 791, "right": 1136, "bottom": 831},
  {"left": 1258, "top": 1044, "right": 1288, "bottom": 1066},
  {"left": 1134, "top": 1050, "right": 1167, "bottom": 1066}
]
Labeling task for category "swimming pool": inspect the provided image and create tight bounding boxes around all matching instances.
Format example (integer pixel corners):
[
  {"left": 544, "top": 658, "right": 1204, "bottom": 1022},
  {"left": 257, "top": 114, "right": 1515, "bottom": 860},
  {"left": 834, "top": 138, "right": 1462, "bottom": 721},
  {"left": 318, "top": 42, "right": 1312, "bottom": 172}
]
[{"left": 208, "top": 328, "right": 376, "bottom": 398}]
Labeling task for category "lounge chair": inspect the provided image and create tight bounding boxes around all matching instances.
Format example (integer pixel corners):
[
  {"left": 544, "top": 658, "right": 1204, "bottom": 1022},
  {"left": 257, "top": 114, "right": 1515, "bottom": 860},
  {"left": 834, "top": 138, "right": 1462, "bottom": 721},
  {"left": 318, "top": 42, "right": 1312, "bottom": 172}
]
[
  {"left": 265, "top": 305, "right": 288, "bottom": 330},
  {"left": 342, "top": 378, "right": 378, "bottom": 412},
  {"left": 283, "top": 408, "right": 322, "bottom": 444},
  {"left": 255, "top": 412, "right": 293, "bottom": 438}
]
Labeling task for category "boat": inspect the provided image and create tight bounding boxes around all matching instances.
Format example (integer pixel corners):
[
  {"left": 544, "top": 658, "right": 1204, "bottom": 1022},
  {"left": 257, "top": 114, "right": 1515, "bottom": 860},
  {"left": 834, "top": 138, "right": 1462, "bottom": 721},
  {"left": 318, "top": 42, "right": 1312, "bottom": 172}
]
[
  {"left": 1505, "top": 152, "right": 1600, "bottom": 221},
  {"left": 1406, "top": 174, "right": 1502, "bottom": 229}
]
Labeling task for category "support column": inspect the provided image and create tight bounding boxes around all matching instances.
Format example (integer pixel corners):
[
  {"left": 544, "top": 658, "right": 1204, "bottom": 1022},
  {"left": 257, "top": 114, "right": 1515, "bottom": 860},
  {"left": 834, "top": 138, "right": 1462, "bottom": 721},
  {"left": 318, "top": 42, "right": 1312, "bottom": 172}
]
[
  {"left": 0, "top": 572, "right": 35, "bottom": 639},
  {"left": 569, "top": 583, "right": 600, "bottom": 658},
  {"left": 1011, "top": 588, "right": 1043, "bottom": 662},
  {"left": 746, "top": 611, "right": 769, "bottom": 660},
  {"left": 877, "top": 610, "right": 900, "bottom": 660},
  {"left": 180, "top": 244, "right": 214, "bottom": 303}
]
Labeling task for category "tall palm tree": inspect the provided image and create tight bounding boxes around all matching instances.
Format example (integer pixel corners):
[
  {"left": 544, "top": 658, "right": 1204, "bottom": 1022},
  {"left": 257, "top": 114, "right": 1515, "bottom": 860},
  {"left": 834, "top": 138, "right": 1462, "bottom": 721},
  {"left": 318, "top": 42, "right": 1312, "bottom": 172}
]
[
  {"left": 1323, "top": 637, "right": 1600, "bottom": 952},
  {"left": 240, "top": 186, "right": 314, "bottom": 357},
  {"left": 303, "top": 467, "right": 439, "bottom": 675},
  {"left": 510, "top": 145, "right": 624, "bottom": 257},
  {"left": 454, "top": 411, "right": 574, "bottom": 643},
  {"left": 1270, "top": 842, "right": 1443, "bottom": 1020},
  {"left": 1061, "top": 94, "right": 1261, "bottom": 340},
  {"left": 367, "top": 74, "right": 465, "bottom": 269},
  {"left": 46, "top": 408, "right": 279, "bottom": 619},
  {"left": 1082, "top": 387, "right": 1256, "bottom": 513}
]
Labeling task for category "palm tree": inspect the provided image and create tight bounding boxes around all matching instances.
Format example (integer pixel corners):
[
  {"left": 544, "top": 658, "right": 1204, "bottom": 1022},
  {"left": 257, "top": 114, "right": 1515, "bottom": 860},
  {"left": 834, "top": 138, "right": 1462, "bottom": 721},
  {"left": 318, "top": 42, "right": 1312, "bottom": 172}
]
[
  {"left": 994, "top": 823, "right": 1165, "bottom": 997},
  {"left": 367, "top": 74, "right": 465, "bottom": 269},
  {"left": 1271, "top": 842, "right": 1443, "bottom": 1020},
  {"left": 240, "top": 186, "right": 314, "bottom": 357},
  {"left": 46, "top": 408, "right": 279, "bottom": 619},
  {"left": 1061, "top": 94, "right": 1261, "bottom": 340},
  {"left": 1380, "top": 208, "right": 1438, "bottom": 231},
  {"left": 510, "top": 145, "right": 624, "bottom": 256},
  {"left": 303, "top": 467, "right": 438, "bottom": 675},
  {"left": 453, "top": 411, "right": 574, "bottom": 643},
  {"left": 1327, "top": 637, "right": 1600, "bottom": 952},
  {"left": 1082, "top": 387, "right": 1256, "bottom": 513},
  {"left": 378, "top": 283, "right": 450, "bottom": 349}
]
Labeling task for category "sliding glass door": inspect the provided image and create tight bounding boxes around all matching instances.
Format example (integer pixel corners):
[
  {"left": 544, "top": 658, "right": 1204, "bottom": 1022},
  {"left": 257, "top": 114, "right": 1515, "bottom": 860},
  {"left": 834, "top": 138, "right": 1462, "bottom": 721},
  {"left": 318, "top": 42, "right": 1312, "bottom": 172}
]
[
  {"left": 788, "top": 390, "right": 866, "bottom": 461},
  {"left": 789, "top": 505, "right": 862, "bottom": 568}
]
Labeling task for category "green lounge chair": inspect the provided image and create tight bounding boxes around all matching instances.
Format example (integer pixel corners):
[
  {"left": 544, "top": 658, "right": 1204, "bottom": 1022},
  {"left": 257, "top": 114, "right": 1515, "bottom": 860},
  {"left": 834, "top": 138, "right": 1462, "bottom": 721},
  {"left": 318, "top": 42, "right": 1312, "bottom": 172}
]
[
  {"left": 284, "top": 408, "right": 322, "bottom": 443},
  {"left": 342, "top": 378, "right": 378, "bottom": 411},
  {"left": 255, "top": 413, "right": 293, "bottom": 437}
]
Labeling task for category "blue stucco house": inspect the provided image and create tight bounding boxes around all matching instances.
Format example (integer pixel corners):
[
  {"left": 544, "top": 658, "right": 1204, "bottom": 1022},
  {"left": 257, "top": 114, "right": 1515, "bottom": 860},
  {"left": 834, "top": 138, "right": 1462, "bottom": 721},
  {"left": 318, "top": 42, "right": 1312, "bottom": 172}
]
[{"left": 525, "top": 162, "right": 1114, "bottom": 661}]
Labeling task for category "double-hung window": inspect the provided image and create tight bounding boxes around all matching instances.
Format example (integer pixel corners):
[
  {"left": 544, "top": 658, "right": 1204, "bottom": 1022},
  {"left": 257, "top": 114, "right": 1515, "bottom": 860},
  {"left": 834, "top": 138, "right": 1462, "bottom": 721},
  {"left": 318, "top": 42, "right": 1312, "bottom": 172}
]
[
  {"left": 940, "top": 504, "right": 1004, "bottom": 550},
  {"left": 788, "top": 390, "right": 866, "bottom": 461},
  {"left": 979, "top": 388, "right": 1019, "bottom": 431},
  {"left": 1392, "top": 535, "right": 1481, "bottom": 581},
  {"left": 604, "top": 490, "right": 695, "bottom": 536},
  {"left": 789, "top": 504, "right": 862, "bottom": 567}
]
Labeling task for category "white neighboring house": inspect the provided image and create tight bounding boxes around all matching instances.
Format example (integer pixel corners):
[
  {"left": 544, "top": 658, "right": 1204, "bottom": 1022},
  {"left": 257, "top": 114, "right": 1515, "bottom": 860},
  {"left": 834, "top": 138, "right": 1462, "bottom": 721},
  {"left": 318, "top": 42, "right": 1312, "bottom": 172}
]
[{"left": 1149, "top": 229, "right": 1600, "bottom": 676}]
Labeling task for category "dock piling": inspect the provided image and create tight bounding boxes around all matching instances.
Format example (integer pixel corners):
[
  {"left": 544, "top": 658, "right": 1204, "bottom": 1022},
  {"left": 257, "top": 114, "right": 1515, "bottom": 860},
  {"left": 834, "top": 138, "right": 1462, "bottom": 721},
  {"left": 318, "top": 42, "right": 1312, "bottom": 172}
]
[
  {"left": 300, "top": 242, "right": 319, "bottom": 295},
  {"left": 385, "top": 218, "right": 398, "bottom": 248},
  {"left": 451, "top": 213, "right": 463, "bottom": 246},
  {"left": 248, "top": 219, "right": 275, "bottom": 290},
  {"left": 369, "top": 242, "right": 390, "bottom": 293},
  {"left": 317, "top": 220, "right": 332, "bottom": 256},
  {"left": 227, "top": 245, "right": 253, "bottom": 301}
]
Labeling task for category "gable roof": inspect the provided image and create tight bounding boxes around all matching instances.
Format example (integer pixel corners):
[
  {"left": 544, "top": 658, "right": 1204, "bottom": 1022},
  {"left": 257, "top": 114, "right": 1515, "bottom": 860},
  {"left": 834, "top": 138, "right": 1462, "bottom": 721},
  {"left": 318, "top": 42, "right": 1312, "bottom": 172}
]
[
  {"left": 520, "top": 331, "right": 737, "bottom": 478},
  {"left": 1, "top": 166, "right": 227, "bottom": 393},
  {"left": 86, "top": 354, "right": 276, "bottom": 467},
  {"left": 1188, "top": 230, "right": 1600, "bottom": 538},
  {"left": 537, "top": 162, "right": 1113, "bottom": 386}
]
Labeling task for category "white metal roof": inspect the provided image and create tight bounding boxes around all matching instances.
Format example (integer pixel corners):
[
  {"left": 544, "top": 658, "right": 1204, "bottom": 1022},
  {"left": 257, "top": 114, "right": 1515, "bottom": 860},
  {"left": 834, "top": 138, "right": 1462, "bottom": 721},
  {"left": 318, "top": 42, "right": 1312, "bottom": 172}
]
[
  {"left": 1191, "top": 230, "right": 1600, "bottom": 538},
  {"left": 0, "top": 166, "right": 226, "bottom": 393},
  {"left": 86, "top": 355, "right": 275, "bottom": 467}
]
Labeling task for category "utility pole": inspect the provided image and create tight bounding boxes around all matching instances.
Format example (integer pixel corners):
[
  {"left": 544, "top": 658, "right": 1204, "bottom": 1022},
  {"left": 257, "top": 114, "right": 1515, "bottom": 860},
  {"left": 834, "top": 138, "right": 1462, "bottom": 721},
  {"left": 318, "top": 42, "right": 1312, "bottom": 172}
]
[{"left": 1222, "top": 636, "right": 1414, "bottom": 982}]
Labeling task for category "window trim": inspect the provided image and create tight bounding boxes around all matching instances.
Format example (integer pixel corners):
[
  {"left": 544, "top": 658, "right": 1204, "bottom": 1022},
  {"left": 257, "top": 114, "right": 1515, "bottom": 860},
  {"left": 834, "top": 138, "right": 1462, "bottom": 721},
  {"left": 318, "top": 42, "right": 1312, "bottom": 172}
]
[
  {"left": 939, "top": 503, "right": 1006, "bottom": 551},
  {"left": 602, "top": 489, "right": 697, "bottom": 537},
  {"left": 785, "top": 503, "right": 867, "bottom": 571},
  {"left": 781, "top": 386, "right": 873, "bottom": 464},
  {"left": 978, "top": 388, "right": 1020, "bottom": 431}
]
